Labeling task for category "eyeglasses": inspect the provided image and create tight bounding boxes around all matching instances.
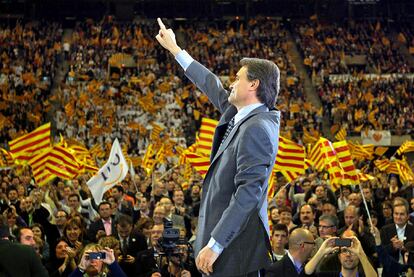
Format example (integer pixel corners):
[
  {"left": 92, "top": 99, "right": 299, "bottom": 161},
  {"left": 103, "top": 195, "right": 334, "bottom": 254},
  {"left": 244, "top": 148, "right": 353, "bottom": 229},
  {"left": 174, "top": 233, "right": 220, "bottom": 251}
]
[
  {"left": 340, "top": 248, "right": 355, "bottom": 255},
  {"left": 318, "top": 225, "right": 335, "bottom": 229},
  {"left": 302, "top": 241, "right": 316, "bottom": 246}
]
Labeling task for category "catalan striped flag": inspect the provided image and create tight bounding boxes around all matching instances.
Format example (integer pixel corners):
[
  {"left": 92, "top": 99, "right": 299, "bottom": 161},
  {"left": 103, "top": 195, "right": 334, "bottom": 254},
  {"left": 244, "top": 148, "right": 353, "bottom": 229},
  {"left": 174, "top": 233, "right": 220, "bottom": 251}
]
[
  {"left": 275, "top": 136, "right": 305, "bottom": 181},
  {"left": 198, "top": 118, "right": 218, "bottom": 156},
  {"left": 150, "top": 123, "right": 164, "bottom": 142},
  {"left": 335, "top": 127, "right": 347, "bottom": 141},
  {"left": 0, "top": 148, "right": 14, "bottom": 166},
  {"left": 9, "top": 123, "right": 51, "bottom": 162},
  {"left": 396, "top": 158, "right": 414, "bottom": 183},
  {"left": 348, "top": 141, "right": 373, "bottom": 161},
  {"left": 267, "top": 168, "right": 278, "bottom": 200},
  {"left": 184, "top": 152, "right": 210, "bottom": 178},
  {"left": 142, "top": 143, "right": 156, "bottom": 176},
  {"left": 332, "top": 141, "right": 359, "bottom": 184},
  {"left": 308, "top": 138, "right": 327, "bottom": 171},
  {"left": 386, "top": 161, "right": 399, "bottom": 175},
  {"left": 358, "top": 172, "right": 375, "bottom": 181},
  {"left": 45, "top": 146, "right": 80, "bottom": 180},
  {"left": 397, "top": 141, "right": 414, "bottom": 155},
  {"left": 28, "top": 147, "right": 54, "bottom": 187},
  {"left": 374, "top": 159, "right": 391, "bottom": 172}
]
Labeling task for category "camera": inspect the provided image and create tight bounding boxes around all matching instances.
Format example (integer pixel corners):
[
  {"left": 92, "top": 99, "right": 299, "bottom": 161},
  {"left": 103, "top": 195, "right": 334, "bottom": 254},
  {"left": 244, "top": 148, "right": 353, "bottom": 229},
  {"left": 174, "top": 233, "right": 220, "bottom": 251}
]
[
  {"left": 335, "top": 238, "right": 352, "bottom": 247},
  {"left": 157, "top": 219, "right": 181, "bottom": 256},
  {"left": 88, "top": 252, "right": 106, "bottom": 260}
]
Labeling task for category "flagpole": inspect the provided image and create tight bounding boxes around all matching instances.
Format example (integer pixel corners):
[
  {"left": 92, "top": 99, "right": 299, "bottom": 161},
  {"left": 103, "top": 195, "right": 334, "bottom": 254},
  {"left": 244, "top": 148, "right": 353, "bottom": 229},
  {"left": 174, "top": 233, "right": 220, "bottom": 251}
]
[
  {"left": 358, "top": 185, "right": 373, "bottom": 228},
  {"left": 159, "top": 165, "right": 179, "bottom": 181}
]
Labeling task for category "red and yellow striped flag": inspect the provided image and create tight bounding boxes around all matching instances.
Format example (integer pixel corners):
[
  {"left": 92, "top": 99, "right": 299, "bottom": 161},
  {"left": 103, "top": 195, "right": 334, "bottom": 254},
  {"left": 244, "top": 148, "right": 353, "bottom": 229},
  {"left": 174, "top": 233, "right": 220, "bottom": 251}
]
[
  {"left": 0, "top": 148, "right": 14, "bottom": 166},
  {"left": 184, "top": 152, "right": 210, "bottom": 178},
  {"left": 45, "top": 146, "right": 80, "bottom": 180},
  {"left": 275, "top": 136, "right": 305, "bottom": 176},
  {"left": 386, "top": 161, "right": 399, "bottom": 175},
  {"left": 9, "top": 123, "right": 51, "bottom": 162},
  {"left": 308, "top": 138, "right": 325, "bottom": 171},
  {"left": 28, "top": 147, "right": 54, "bottom": 186},
  {"left": 335, "top": 127, "right": 347, "bottom": 141},
  {"left": 332, "top": 141, "right": 359, "bottom": 184},
  {"left": 150, "top": 123, "right": 164, "bottom": 142},
  {"left": 397, "top": 141, "right": 414, "bottom": 155},
  {"left": 142, "top": 143, "right": 156, "bottom": 176},
  {"left": 396, "top": 159, "right": 414, "bottom": 183},
  {"left": 374, "top": 159, "right": 391, "bottom": 172},
  {"left": 198, "top": 118, "right": 218, "bottom": 156}
]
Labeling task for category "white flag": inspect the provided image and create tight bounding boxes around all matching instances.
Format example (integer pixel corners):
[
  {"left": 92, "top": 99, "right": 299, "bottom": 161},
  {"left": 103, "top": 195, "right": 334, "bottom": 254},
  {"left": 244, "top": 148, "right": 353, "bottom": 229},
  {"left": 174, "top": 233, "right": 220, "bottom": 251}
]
[{"left": 87, "top": 138, "right": 128, "bottom": 204}]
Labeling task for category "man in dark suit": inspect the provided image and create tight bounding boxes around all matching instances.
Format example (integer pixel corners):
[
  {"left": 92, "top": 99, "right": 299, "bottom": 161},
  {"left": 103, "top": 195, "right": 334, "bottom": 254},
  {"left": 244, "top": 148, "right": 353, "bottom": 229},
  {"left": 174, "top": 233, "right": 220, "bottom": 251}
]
[
  {"left": 266, "top": 228, "right": 316, "bottom": 276},
  {"left": 117, "top": 214, "right": 147, "bottom": 276},
  {"left": 156, "top": 18, "right": 280, "bottom": 276},
  {"left": 380, "top": 201, "right": 414, "bottom": 276},
  {"left": 0, "top": 215, "right": 48, "bottom": 276},
  {"left": 87, "top": 201, "right": 117, "bottom": 242},
  {"left": 136, "top": 223, "right": 164, "bottom": 277}
]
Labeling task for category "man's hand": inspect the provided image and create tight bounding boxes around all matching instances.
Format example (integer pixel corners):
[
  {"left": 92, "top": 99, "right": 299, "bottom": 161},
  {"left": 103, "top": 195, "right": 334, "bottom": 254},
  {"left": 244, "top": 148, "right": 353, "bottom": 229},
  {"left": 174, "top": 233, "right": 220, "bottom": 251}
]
[
  {"left": 391, "top": 235, "right": 404, "bottom": 250},
  {"left": 195, "top": 246, "right": 219, "bottom": 276},
  {"left": 319, "top": 237, "right": 339, "bottom": 256},
  {"left": 155, "top": 18, "right": 182, "bottom": 56},
  {"left": 348, "top": 236, "right": 365, "bottom": 258}
]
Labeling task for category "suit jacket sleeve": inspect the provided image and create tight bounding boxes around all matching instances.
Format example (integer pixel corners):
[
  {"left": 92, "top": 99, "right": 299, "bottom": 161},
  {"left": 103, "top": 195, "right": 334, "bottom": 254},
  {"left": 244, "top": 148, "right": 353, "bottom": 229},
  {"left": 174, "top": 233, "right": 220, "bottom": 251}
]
[
  {"left": 29, "top": 247, "right": 49, "bottom": 277},
  {"left": 184, "top": 60, "right": 231, "bottom": 114},
  {"left": 211, "top": 122, "right": 277, "bottom": 248}
]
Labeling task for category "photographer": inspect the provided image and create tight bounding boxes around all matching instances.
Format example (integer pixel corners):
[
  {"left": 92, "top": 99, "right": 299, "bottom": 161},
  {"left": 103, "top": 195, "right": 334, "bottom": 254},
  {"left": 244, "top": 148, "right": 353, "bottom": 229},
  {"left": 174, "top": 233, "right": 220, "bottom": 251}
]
[
  {"left": 69, "top": 243, "right": 126, "bottom": 277},
  {"left": 304, "top": 236, "right": 377, "bottom": 277}
]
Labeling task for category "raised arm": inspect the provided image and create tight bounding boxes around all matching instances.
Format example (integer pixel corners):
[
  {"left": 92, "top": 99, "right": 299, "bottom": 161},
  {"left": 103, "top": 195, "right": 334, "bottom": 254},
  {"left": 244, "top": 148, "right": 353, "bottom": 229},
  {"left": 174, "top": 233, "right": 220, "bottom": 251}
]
[{"left": 155, "top": 18, "right": 230, "bottom": 114}]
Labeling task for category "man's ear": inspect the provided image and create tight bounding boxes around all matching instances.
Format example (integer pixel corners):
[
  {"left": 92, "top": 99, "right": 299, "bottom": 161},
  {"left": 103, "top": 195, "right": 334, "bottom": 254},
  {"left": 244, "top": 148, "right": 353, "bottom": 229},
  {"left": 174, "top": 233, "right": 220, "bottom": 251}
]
[{"left": 250, "top": 79, "right": 260, "bottom": 90}]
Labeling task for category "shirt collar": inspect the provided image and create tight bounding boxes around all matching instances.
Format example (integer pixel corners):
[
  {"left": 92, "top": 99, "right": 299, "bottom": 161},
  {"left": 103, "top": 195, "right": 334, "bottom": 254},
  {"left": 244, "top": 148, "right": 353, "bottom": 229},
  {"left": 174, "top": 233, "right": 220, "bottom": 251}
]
[
  {"left": 396, "top": 223, "right": 407, "bottom": 231},
  {"left": 287, "top": 251, "right": 303, "bottom": 271},
  {"left": 234, "top": 103, "right": 265, "bottom": 124}
]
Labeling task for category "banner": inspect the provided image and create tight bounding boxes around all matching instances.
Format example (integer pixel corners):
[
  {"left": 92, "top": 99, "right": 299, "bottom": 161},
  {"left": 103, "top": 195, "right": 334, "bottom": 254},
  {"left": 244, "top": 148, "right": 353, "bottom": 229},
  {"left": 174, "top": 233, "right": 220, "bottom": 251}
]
[
  {"left": 361, "top": 130, "right": 391, "bottom": 146},
  {"left": 87, "top": 138, "right": 128, "bottom": 204}
]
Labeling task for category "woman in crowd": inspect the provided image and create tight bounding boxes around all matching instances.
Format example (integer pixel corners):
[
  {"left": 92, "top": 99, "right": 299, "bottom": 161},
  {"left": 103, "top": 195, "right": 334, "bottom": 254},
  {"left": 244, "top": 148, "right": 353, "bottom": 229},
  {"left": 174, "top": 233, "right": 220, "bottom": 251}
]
[
  {"left": 69, "top": 243, "right": 126, "bottom": 277},
  {"left": 47, "top": 238, "right": 78, "bottom": 276},
  {"left": 32, "top": 223, "right": 50, "bottom": 261},
  {"left": 63, "top": 218, "right": 86, "bottom": 259}
]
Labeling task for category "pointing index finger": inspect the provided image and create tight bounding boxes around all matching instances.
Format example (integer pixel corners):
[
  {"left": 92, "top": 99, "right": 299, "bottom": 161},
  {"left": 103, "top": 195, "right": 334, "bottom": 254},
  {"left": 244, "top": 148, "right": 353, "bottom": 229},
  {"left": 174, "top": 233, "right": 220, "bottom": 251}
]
[{"left": 157, "top": 18, "right": 166, "bottom": 30}]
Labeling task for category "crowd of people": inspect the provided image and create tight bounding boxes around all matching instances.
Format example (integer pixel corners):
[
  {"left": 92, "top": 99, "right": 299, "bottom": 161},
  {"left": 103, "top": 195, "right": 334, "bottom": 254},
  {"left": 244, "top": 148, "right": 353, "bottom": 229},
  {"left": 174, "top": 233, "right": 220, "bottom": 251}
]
[
  {"left": 294, "top": 21, "right": 412, "bottom": 75},
  {"left": 318, "top": 75, "right": 414, "bottom": 135},
  {"left": 0, "top": 21, "right": 63, "bottom": 144},
  {"left": 0, "top": 16, "right": 413, "bottom": 277}
]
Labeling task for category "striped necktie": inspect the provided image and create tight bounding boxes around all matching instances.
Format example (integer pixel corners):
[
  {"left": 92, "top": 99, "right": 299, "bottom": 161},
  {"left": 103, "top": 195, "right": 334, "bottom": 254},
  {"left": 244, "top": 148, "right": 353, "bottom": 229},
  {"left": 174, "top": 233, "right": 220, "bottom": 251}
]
[{"left": 220, "top": 117, "right": 235, "bottom": 146}]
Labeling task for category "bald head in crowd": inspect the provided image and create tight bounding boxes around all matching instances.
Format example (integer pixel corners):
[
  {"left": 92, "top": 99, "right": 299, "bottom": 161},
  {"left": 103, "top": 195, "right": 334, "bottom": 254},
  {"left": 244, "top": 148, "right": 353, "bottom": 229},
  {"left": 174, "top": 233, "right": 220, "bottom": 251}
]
[{"left": 288, "top": 228, "right": 315, "bottom": 263}]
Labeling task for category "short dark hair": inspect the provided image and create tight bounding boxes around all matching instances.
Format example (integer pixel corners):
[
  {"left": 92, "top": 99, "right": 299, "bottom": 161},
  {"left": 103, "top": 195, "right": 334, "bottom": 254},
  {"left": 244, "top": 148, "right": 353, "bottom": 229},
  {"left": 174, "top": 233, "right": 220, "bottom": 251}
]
[
  {"left": 15, "top": 227, "right": 32, "bottom": 242},
  {"left": 240, "top": 58, "right": 280, "bottom": 108},
  {"left": 113, "top": 185, "right": 124, "bottom": 194},
  {"left": 278, "top": 206, "right": 292, "bottom": 214},
  {"left": 272, "top": 223, "right": 288, "bottom": 236},
  {"left": 68, "top": 193, "right": 80, "bottom": 201},
  {"left": 6, "top": 186, "right": 17, "bottom": 195},
  {"left": 117, "top": 214, "right": 133, "bottom": 227},
  {"left": 98, "top": 201, "right": 111, "bottom": 210}
]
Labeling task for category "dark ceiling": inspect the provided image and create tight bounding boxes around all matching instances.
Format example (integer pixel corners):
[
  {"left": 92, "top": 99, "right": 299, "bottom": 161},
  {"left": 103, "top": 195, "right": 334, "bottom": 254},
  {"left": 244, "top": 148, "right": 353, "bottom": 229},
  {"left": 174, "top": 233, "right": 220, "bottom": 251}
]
[{"left": 0, "top": 0, "right": 412, "bottom": 23}]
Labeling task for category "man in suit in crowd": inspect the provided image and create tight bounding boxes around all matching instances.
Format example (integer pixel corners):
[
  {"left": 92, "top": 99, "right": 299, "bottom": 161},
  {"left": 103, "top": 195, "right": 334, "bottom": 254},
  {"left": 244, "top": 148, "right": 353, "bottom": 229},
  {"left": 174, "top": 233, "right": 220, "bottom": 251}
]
[
  {"left": 156, "top": 18, "right": 280, "bottom": 276},
  {"left": 136, "top": 223, "right": 164, "bottom": 277},
  {"left": 380, "top": 201, "right": 414, "bottom": 276},
  {"left": 266, "top": 228, "right": 316, "bottom": 276},
  {"left": 0, "top": 215, "right": 48, "bottom": 276},
  {"left": 117, "top": 214, "right": 147, "bottom": 276},
  {"left": 88, "top": 201, "right": 117, "bottom": 242}
]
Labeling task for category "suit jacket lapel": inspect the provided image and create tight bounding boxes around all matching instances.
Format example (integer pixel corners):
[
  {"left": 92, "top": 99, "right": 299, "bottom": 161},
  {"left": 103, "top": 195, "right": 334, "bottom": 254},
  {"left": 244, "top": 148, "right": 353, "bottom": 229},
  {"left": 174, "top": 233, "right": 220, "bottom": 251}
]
[{"left": 211, "top": 105, "right": 268, "bottom": 165}]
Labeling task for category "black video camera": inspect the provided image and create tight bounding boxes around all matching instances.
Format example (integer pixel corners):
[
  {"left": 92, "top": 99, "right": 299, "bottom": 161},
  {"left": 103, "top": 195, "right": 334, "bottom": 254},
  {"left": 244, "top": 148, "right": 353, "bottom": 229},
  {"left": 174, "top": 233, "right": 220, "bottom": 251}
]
[{"left": 157, "top": 219, "right": 181, "bottom": 256}]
